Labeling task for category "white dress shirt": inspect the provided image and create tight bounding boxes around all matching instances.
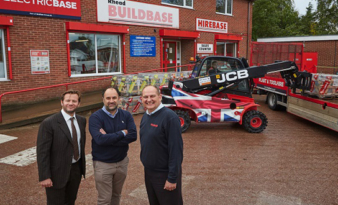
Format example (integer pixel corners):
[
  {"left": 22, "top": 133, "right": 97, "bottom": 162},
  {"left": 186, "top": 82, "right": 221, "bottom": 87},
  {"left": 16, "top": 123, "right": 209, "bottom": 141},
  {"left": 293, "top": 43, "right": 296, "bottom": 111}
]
[{"left": 61, "top": 109, "right": 81, "bottom": 163}]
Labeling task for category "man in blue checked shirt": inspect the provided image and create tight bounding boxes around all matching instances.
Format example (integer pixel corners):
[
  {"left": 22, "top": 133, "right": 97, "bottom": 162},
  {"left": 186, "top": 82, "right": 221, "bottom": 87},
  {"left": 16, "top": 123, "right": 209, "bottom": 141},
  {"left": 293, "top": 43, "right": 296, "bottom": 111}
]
[{"left": 89, "top": 87, "right": 137, "bottom": 205}]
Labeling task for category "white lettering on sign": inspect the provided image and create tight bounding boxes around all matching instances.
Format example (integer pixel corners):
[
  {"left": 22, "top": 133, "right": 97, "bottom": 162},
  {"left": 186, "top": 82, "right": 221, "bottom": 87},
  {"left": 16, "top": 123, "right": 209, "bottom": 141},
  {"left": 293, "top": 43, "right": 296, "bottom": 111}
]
[
  {"left": 306, "top": 58, "right": 313, "bottom": 61},
  {"left": 216, "top": 70, "right": 249, "bottom": 83},
  {"left": 259, "top": 78, "right": 267, "bottom": 83},
  {"left": 196, "top": 18, "right": 228, "bottom": 33},
  {"left": 258, "top": 78, "right": 284, "bottom": 87},
  {"left": 3, "top": 0, "right": 77, "bottom": 9},
  {"left": 98, "top": 1, "right": 179, "bottom": 28},
  {"left": 269, "top": 79, "right": 284, "bottom": 87}
]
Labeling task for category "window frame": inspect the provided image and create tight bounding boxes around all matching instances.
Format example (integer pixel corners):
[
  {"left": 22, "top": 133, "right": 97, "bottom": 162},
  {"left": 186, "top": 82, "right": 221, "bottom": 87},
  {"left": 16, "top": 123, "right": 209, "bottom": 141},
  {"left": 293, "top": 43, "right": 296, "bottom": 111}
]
[
  {"left": 161, "top": 0, "right": 194, "bottom": 9},
  {"left": 216, "top": 0, "right": 233, "bottom": 16},
  {"left": 69, "top": 32, "right": 122, "bottom": 78},
  {"left": 0, "top": 29, "right": 7, "bottom": 81}
]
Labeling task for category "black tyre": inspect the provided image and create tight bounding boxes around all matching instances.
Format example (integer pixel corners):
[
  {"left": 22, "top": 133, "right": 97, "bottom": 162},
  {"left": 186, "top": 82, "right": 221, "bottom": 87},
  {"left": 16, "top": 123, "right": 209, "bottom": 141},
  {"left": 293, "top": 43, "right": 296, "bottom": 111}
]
[
  {"left": 174, "top": 110, "right": 191, "bottom": 133},
  {"left": 267, "top": 93, "right": 281, "bottom": 110},
  {"left": 242, "top": 110, "right": 268, "bottom": 133}
]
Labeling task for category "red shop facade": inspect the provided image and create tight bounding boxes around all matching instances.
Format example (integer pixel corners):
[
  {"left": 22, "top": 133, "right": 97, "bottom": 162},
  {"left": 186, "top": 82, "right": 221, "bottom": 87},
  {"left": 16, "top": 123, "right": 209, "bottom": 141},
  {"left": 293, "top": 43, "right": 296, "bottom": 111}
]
[{"left": 0, "top": 0, "right": 254, "bottom": 105}]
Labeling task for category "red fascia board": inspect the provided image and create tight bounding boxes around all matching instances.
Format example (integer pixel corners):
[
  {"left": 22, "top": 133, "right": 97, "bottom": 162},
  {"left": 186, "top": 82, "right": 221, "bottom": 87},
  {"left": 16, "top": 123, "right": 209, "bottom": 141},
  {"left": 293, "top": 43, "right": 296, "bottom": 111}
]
[
  {"left": 215, "top": 34, "right": 243, "bottom": 41},
  {"left": 159, "top": 29, "right": 200, "bottom": 39},
  {"left": 0, "top": 16, "right": 13, "bottom": 26},
  {"left": 65, "top": 22, "right": 129, "bottom": 34}
]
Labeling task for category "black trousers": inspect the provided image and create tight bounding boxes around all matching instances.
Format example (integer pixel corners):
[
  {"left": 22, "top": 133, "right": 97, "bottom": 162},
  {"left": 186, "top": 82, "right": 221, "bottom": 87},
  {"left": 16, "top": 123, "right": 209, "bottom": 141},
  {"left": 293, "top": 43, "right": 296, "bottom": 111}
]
[
  {"left": 144, "top": 168, "right": 183, "bottom": 205},
  {"left": 45, "top": 160, "right": 82, "bottom": 205}
]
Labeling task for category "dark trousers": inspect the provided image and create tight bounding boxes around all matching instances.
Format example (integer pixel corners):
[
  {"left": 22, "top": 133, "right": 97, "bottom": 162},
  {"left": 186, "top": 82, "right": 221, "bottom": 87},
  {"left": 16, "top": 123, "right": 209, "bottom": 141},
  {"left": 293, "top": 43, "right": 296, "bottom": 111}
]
[
  {"left": 144, "top": 168, "right": 183, "bottom": 205},
  {"left": 45, "top": 160, "right": 82, "bottom": 205}
]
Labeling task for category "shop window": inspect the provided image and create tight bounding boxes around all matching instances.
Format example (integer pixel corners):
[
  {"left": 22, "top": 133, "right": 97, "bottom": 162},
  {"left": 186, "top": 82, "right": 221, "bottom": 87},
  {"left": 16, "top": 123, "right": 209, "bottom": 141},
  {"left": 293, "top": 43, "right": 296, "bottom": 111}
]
[
  {"left": 69, "top": 33, "right": 121, "bottom": 76},
  {"left": 0, "top": 29, "right": 7, "bottom": 80},
  {"left": 162, "top": 0, "right": 193, "bottom": 8},
  {"left": 216, "top": 0, "right": 232, "bottom": 15}
]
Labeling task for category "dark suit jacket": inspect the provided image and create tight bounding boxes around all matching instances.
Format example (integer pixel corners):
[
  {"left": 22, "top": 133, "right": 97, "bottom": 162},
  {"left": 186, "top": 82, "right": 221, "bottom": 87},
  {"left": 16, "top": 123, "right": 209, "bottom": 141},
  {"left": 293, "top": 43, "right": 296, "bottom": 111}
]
[{"left": 37, "top": 111, "right": 86, "bottom": 189}]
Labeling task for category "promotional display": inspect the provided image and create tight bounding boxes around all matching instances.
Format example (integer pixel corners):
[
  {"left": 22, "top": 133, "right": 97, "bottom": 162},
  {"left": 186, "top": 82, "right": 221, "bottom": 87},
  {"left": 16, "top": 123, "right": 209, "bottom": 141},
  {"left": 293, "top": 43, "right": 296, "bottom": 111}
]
[
  {"left": 0, "top": 0, "right": 81, "bottom": 19},
  {"left": 97, "top": 0, "right": 179, "bottom": 28},
  {"left": 30, "top": 50, "right": 50, "bottom": 74},
  {"left": 111, "top": 71, "right": 191, "bottom": 97},
  {"left": 196, "top": 18, "right": 228, "bottom": 33}
]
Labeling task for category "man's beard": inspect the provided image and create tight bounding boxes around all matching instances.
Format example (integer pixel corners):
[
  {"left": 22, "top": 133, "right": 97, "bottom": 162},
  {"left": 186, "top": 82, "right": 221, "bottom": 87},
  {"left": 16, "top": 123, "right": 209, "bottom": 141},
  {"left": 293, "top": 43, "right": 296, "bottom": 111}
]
[{"left": 105, "top": 104, "right": 117, "bottom": 112}]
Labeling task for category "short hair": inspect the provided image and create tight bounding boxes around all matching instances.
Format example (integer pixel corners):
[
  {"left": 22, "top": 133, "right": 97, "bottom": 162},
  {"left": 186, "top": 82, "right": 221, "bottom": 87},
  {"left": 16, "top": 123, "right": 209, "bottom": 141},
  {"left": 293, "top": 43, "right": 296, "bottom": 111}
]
[
  {"left": 102, "top": 87, "right": 121, "bottom": 97},
  {"left": 142, "top": 85, "right": 160, "bottom": 95},
  {"left": 61, "top": 90, "right": 81, "bottom": 102}
]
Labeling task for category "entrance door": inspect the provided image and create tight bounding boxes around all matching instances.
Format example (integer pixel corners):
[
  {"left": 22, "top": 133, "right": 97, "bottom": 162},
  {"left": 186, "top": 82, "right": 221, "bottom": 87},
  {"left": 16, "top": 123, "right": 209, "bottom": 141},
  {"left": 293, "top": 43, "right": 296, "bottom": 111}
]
[
  {"left": 226, "top": 43, "right": 236, "bottom": 57},
  {"left": 163, "top": 41, "right": 176, "bottom": 70}
]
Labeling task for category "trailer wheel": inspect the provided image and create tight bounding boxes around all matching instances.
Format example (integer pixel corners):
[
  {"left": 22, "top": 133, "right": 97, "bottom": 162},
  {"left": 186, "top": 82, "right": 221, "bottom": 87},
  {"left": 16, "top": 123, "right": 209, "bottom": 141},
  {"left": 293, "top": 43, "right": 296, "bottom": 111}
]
[
  {"left": 174, "top": 110, "right": 191, "bottom": 133},
  {"left": 267, "top": 93, "right": 281, "bottom": 110},
  {"left": 243, "top": 110, "right": 268, "bottom": 133}
]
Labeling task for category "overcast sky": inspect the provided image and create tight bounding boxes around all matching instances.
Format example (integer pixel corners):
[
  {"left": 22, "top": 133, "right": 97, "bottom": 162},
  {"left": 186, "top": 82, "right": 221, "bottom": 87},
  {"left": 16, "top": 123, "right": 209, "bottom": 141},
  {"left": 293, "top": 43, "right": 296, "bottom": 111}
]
[{"left": 294, "top": 0, "right": 317, "bottom": 15}]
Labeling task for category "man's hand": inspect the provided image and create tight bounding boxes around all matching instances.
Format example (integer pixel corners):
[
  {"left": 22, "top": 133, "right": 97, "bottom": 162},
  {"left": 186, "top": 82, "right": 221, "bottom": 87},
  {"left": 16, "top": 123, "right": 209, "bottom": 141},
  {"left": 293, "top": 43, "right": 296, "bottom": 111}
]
[
  {"left": 100, "top": 128, "right": 106, "bottom": 134},
  {"left": 39, "top": 178, "right": 53, "bottom": 188},
  {"left": 164, "top": 180, "right": 176, "bottom": 191},
  {"left": 101, "top": 128, "right": 128, "bottom": 136}
]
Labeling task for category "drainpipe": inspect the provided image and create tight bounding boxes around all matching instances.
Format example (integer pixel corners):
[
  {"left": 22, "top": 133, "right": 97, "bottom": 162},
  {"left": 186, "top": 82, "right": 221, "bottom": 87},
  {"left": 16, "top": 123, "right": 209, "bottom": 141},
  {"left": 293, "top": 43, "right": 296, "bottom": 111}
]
[
  {"left": 247, "top": 1, "right": 252, "bottom": 59},
  {"left": 334, "top": 41, "right": 337, "bottom": 68}
]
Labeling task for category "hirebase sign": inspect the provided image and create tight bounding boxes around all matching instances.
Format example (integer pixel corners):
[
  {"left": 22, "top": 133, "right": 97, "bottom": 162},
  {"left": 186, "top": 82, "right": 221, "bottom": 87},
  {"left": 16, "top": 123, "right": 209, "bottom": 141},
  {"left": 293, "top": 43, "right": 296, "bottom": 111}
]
[
  {"left": 97, "top": 0, "right": 179, "bottom": 29},
  {"left": 0, "top": 0, "right": 81, "bottom": 20},
  {"left": 197, "top": 43, "right": 213, "bottom": 54},
  {"left": 196, "top": 18, "right": 228, "bottom": 34}
]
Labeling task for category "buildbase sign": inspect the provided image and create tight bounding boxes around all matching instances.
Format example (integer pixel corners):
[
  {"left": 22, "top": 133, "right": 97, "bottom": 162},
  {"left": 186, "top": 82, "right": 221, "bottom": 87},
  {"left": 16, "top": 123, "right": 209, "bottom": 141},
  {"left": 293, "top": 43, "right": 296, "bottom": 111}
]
[
  {"left": 0, "top": 0, "right": 81, "bottom": 19},
  {"left": 196, "top": 18, "right": 228, "bottom": 33},
  {"left": 97, "top": 0, "right": 179, "bottom": 29}
]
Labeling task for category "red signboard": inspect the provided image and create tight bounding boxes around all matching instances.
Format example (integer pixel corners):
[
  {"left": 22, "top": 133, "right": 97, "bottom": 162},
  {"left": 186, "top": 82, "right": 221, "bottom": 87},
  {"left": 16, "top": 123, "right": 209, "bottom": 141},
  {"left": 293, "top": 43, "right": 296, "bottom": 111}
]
[{"left": 0, "top": 0, "right": 81, "bottom": 20}]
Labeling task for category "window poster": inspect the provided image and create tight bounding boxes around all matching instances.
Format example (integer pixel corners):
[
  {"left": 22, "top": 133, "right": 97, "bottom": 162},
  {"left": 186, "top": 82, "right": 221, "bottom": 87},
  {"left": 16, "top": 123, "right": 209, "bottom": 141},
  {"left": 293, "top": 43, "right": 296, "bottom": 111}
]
[{"left": 30, "top": 50, "right": 50, "bottom": 74}]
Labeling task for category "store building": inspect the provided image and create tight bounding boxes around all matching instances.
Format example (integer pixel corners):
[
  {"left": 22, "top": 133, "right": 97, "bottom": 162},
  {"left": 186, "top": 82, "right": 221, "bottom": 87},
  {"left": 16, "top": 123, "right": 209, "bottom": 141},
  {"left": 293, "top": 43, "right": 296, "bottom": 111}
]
[
  {"left": 258, "top": 35, "right": 338, "bottom": 74},
  {"left": 0, "top": 0, "right": 254, "bottom": 105}
]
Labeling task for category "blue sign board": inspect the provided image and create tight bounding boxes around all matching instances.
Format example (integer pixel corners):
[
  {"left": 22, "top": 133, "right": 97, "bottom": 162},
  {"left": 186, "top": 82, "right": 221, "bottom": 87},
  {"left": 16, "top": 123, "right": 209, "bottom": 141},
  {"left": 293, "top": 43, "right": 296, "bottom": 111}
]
[{"left": 130, "top": 35, "right": 156, "bottom": 57}]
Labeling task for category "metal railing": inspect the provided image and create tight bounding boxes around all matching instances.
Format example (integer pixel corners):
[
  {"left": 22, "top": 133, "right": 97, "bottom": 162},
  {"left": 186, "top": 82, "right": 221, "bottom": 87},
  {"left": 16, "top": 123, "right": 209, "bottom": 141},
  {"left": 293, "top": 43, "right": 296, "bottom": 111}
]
[{"left": 0, "top": 64, "right": 194, "bottom": 123}]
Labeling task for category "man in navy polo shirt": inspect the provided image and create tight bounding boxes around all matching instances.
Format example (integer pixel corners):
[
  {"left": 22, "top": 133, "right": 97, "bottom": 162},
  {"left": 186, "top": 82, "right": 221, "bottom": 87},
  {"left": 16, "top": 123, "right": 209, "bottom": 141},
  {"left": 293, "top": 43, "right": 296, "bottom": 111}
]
[
  {"left": 140, "top": 85, "right": 183, "bottom": 205},
  {"left": 89, "top": 87, "right": 137, "bottom": 205}
]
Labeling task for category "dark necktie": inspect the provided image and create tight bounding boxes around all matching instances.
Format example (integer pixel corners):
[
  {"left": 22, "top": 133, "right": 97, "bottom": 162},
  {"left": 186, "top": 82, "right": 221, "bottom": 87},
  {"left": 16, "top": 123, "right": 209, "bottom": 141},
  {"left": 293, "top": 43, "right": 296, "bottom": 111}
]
[{"left": 70, "top": 117, "right": 79, "bottom": 161}]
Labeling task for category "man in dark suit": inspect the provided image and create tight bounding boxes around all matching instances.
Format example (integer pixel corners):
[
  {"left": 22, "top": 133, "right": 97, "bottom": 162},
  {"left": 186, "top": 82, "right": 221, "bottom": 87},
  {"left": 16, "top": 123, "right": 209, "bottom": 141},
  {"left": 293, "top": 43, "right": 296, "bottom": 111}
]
[{"left": 37, "top": 90, "right": 86, "bottom": 205}]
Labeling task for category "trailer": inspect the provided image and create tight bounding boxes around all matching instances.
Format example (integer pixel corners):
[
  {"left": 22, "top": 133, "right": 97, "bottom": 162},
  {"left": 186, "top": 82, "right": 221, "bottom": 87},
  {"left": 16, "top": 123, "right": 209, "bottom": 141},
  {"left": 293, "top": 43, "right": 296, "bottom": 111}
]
[{"left": 251, "top": 42, "right": 338, "bottom": 132}]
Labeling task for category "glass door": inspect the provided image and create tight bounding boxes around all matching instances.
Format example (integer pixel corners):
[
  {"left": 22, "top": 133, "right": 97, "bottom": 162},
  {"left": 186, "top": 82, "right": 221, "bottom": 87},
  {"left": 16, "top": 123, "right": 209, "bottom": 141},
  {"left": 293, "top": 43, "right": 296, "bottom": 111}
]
[{"left": 163, "top": 41, "right": 177, "bottom": 69}]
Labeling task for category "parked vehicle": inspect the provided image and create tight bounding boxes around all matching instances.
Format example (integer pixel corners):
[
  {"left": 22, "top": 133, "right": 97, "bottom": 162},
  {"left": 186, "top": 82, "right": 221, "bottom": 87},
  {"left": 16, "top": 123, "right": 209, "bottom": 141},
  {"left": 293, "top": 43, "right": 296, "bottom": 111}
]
[
  {"left": 161, "top": 55, "right": 311, "bottom": 133},
  {"left": 251, "top": 42, "right": 338, "bottom": 132}
]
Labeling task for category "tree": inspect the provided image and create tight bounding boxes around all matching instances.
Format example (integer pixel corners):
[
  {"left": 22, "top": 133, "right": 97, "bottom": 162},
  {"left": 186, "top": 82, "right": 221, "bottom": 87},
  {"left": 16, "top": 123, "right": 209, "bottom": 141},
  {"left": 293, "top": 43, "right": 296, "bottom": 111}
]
[
  {"left": 300, "top": 2, "right": 317, "bottom": 35},
  {"left": 252, "top": 0, "right": 303, "bottom": 40},
  {"left": 316, "top": 0, "right": 338, "bottom": 34}
]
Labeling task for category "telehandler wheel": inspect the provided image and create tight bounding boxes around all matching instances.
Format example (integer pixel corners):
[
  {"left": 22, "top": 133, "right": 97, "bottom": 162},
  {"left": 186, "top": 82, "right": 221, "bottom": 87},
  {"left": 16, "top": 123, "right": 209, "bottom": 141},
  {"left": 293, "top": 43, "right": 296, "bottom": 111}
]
[
  {"left": 174, "top": 110, "right": 191, "bottom": 133},
  {"left": 242, "top": 110, "right": 268, "bottom": 133}
]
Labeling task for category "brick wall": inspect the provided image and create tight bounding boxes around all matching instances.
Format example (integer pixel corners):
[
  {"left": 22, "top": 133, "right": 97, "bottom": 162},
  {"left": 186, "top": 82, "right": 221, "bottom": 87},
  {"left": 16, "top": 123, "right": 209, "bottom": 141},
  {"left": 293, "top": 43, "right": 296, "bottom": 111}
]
[
  {"left": 0, "top": 0, "right": 252, "bottom": 106},
  {"left": 303, "top": 41, "right": 338, "bottom": 74}
]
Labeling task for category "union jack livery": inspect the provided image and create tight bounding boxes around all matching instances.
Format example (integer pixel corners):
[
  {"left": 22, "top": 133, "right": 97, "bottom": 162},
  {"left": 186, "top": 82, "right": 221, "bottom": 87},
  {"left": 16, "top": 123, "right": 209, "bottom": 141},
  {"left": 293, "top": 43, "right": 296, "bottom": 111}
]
[
  {"left": 160, "top": 56, "right": 311, "bottom": 133},
  {"left": 163, "top": 86, "right": 250, "bottom": 123}
]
